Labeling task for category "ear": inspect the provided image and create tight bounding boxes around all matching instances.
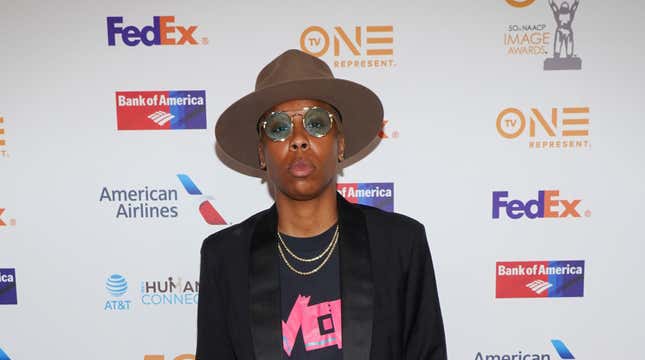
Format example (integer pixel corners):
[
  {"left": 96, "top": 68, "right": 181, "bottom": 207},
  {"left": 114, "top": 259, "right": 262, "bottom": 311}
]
[
  {"left": 337, "top": 133, "right": 345, "bottom": 162},
  {"left": 258, "top": 142, "right": 267, "bottom": 170}
]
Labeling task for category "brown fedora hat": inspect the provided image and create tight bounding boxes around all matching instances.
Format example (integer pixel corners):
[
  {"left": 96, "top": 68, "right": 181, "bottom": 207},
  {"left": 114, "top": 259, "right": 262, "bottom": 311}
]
[{"left": 215, "top": 49, "right": 383, "bottom": 172}]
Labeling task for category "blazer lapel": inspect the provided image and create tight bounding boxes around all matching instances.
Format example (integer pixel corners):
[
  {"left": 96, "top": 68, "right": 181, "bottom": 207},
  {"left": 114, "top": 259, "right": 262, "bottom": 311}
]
[
  {"left": 338, "top": 194, "right": 374, "bottom": 359},
  {"left": 249, "top": 204, "right": 282, "bottom": 360}
]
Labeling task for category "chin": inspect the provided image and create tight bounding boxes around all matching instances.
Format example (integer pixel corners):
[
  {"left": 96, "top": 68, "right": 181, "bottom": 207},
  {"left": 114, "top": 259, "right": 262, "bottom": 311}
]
[
  {"left": 277, "top": 178, "right": 332, "bottom": 201},
  {"left": 284, "top": 183, "right": 324, "bottom": 201}
]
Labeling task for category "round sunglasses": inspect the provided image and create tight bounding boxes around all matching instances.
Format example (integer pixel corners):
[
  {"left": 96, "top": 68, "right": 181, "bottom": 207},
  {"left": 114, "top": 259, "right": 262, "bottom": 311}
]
[{"left": 258, "top": 106, "right": 336, "bottom": 142}]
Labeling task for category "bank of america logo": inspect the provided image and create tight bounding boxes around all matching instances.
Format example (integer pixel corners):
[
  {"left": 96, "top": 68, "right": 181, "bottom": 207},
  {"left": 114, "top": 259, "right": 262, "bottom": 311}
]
[
  {"left": 148, "top": 111, "right": 175, "bottom": 126},
  {"left": 526, "top": 279, "right": 553, "bottom": 294}
]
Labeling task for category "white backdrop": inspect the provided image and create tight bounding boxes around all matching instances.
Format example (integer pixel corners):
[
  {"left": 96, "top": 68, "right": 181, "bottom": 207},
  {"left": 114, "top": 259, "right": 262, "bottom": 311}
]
[{"left": 1, "top": 0, "right": 644, "bottom": 359}]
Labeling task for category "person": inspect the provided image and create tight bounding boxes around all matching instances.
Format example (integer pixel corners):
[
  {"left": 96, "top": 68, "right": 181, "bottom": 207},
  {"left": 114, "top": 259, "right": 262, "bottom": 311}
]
[{"left": 196, "top": 49, "right": 447, "bottom": 360}]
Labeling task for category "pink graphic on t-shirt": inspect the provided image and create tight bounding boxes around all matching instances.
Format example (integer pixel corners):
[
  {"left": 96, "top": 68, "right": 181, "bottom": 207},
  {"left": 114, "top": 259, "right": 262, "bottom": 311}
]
[{"left": 282, "top": 294, "right": 342, "bottom": 356}]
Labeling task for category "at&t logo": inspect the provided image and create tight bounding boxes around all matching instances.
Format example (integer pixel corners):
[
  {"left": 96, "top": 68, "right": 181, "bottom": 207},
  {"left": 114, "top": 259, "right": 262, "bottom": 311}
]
[{"left": 104, "top": 274, "right": 132, "bottom": 311}]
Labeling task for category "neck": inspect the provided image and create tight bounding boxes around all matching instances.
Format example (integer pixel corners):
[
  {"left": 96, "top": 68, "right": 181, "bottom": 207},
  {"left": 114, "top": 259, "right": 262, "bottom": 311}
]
[{"left": 275, "top": 182, "right": 338, "bottom": 237}]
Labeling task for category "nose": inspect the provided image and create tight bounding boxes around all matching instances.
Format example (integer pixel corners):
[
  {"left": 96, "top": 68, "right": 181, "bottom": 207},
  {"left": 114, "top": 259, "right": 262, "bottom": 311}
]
[{"left": 289, "top": 117, "right": 309, "bottom": 151}]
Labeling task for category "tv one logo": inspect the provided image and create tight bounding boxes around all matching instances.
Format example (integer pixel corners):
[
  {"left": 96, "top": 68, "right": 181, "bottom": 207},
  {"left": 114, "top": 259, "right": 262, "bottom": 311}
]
[
  {"left": 492, "top": 190, "right": 590, "bottom": 219},
  {"left": 300, "top": 25, "right": 395, "bottom": 68},
  {"left": 496, "top": 107, "right": 590, "bottom": 149},
  {"left": 107, "top": 16, "right": 208, "bottom": 46},
  {"left": 505, "top": 0, "right": 536, "bottom": 7}
]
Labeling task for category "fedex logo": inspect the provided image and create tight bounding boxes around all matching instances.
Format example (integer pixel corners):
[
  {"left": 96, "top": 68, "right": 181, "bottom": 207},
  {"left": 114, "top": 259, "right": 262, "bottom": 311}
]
[
  {"left": 0, "top": 116, "right": 8, "bottom": 158},
  {"left": 107, "top": 16, "right": 207, "bottom": 46},
  {"left": 492, "top": 190, "right": 589, "bottom": 219},
  {"left": 0, "top": 208, "right": 16, "bottom": 227}
]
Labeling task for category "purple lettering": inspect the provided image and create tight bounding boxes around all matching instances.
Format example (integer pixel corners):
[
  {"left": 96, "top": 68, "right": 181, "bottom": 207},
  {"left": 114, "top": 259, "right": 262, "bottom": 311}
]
[
  {"left": 507, "top": 199, "right": 524, "bottom": 219},
  {"left": 106, "top": 16, "right": 123, "bottom": 46},
  {"left": 492, "top": 191, "right": 508, "bottom": 219}
]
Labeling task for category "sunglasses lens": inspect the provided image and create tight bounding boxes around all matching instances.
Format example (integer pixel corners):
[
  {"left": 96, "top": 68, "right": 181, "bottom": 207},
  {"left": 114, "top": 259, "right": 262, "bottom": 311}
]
[
  {"left": 264, "top": 112, "right": 292, "bottom": 141},
  {"left": 304, "top": 108, "right": 332, "bottom": 137}
]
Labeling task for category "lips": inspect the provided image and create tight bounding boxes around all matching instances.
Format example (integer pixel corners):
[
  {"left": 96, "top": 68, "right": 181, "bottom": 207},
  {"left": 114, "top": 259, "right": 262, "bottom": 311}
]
[{"left": 288, "top": 158, "right": 315, "bottom": 177}]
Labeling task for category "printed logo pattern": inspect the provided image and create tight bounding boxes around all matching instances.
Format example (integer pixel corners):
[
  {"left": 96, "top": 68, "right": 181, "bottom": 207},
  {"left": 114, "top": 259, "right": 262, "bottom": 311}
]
[
  {"left": 177, "top": 174, "right": 226, "bottom": 225},
  {"left": 497, "top": 261, "right": 585, "bottom": 298},
  {"left": 282, "top": 294, "right": 342, "bottom": 356},
  {"left": 116, "top": 91, "right": 206, "bottom": 130},
  {"left": 337, "top": 183, "right": 394, "bottom": 212},
  {"left": 0, "top": 268, "right": 17, "bottom": 305}
]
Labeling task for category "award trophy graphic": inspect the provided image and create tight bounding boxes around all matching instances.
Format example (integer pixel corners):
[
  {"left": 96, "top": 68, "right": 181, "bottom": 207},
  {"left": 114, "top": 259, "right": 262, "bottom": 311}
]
[{"left": 544, "top": 0, "right": 582, "bottom": 70}]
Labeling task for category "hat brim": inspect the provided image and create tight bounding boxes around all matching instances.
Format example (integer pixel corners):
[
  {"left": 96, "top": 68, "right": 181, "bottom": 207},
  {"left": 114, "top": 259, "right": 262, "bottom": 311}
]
[{"left": 215, "top": 78, "right": 383, "bottom": 175}]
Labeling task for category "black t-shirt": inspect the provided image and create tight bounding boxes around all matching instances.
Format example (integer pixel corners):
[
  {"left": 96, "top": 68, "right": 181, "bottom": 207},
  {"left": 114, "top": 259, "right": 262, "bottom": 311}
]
[{"left": 279, "top": 224, "right": 342, "bottom": 359}]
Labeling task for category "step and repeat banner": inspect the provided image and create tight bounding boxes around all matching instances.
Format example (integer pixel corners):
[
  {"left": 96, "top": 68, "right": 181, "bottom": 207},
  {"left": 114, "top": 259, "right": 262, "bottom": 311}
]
[{"left": 1, "top": 0, "right": 643, "bottom": 359}]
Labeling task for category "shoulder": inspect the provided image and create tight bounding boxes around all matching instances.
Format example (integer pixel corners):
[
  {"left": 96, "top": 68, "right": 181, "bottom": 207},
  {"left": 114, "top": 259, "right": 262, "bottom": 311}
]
[
  {"left": 356, "top": 203, "right": 426, "bottom": 234},
  {"left": 353, "top": 203, "right": 428, "bottom": 257},
  {"left": 200, "top": 207, "right": 269, "bottom": 257},
  {"left": 352, "top": 204, "right": 431, "bottom": 272}
]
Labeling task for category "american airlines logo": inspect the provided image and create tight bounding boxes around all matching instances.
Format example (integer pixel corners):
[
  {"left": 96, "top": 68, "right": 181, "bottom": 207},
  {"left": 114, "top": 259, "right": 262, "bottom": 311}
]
[
  {"left": 526, "top": 279, "right": 553, "bottom": 294},
  {"left": 148, "top": 111, "right": 175, "bottom": 126},
  {"left": 0, "top": 346, "right": 12, "bottom": 360},
  {"left": 475, "top": 339, "right": 575, "bottom": 360},
  {"left": 177, "top": 174, "right": 227, "bottom": 225}
]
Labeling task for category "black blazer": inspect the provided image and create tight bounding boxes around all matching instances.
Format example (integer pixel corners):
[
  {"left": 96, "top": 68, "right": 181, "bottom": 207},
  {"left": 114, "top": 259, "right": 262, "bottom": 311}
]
[{"left": 196, "top": 194, "right": 447, "bottom": 360}]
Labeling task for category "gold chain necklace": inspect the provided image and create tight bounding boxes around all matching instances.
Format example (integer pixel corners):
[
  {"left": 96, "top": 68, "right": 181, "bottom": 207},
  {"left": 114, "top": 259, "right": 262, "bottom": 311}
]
[
  {"left": 277, "top": 226, "right": 339, "bottom": 276},
  {"left": 277, "top": 225, "right": 339, "bottom": 262}
]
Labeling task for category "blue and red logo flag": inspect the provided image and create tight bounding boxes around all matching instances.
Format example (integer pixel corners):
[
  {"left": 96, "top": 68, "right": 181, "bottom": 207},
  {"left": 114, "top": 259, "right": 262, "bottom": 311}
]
[
  {"left": 337, "top": 182, "right": 394, "bottom": 212},
  {"left": 116, "top": 90, "right": 206, "bottom": 130},
  {"left": 0, "top": 268, "right": 17, "bottom": 305},
  {"left": 496, "top": 260, "right": 585, "bottom": 298}
]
